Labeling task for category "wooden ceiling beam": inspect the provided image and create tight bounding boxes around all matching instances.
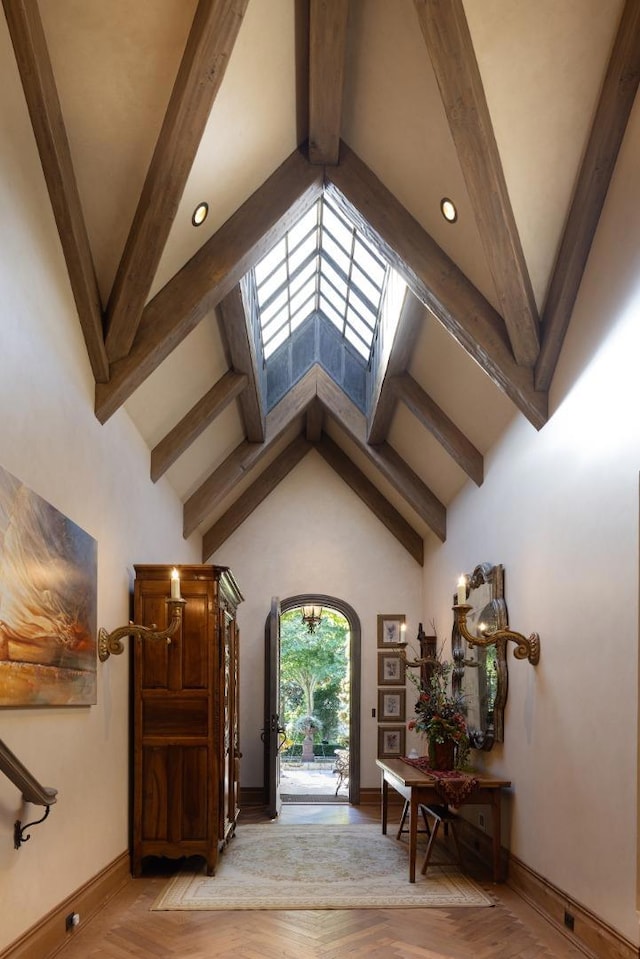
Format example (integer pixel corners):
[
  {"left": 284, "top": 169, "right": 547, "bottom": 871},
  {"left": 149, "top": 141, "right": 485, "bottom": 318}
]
[
  {"left": 104, "top": 0, "right": 249, "bottom": 363},
  {"left": 535, "top": 0, "right": 640, "bottom": 391},
  {"left": 393, "top": 372, "right": 483, "bottom": 486},
  {"left": 218, "top": 285, "right": 265, "bottom": 442},
  {"left": 202, "top": 434, "right": 312, "bottom": 559},
  {"left": 315, "top": 435, "right": 424, "bottom": 565},
  {"left": 368, "top": 289, "right": 424, "bottom": 444},
  {"left": 95, "top": 147, "right": 323, "bottom": 424},
  {"left": 414, "top": 0, "right": 539, "bottom": 368},
  {"left": 3, "top": 0, "right": 108, "bottom": 382},
  {"left": 150, "top": 370, "right": 247, "bottom": 483},
  {"left": 183, "top": 369, "right": 318, "bottom": 537},
  {"left": 305, "top": 399, "right": 324, "bottom": 443},
  {"left": 325, "top": 145, "right": 548, "bottom": 430},
  {"left": 308, "top": 0, "right": 349, "bottom": 164},
  {"left": 316, "top": 367, "right": 446, "bottom": 541}
]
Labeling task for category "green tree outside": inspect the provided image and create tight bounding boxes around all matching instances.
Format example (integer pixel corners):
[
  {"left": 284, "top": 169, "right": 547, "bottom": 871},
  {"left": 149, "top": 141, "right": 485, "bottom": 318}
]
[{"left": 280, "top": 607, "right": 349, "bottom": 747}]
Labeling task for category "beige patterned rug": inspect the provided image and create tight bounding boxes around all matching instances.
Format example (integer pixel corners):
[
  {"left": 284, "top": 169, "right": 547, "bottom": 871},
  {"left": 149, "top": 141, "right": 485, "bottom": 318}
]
[{"left": 151, "top": 824, "right": 494, "bottom": 910}]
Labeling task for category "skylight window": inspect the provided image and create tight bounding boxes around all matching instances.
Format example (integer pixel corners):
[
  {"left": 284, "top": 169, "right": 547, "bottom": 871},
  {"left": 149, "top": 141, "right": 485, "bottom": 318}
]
[{"left": 254, "top": 194, "right": 388, "bottom": 362}]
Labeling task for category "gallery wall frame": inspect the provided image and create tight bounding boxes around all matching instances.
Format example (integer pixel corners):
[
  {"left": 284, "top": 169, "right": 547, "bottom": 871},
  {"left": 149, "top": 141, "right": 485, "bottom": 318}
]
[
  {"left": 377, "top": 724, "right": 406, "bottom": 758},
  {"left": 377, "top": 688, "right": 406, "bottom": 722},
  {"left": 377, "top": 613, "right": 406, "bottom": 648},
  {"left": 377, "top": 649, "right": 406, "bottom": 686}
]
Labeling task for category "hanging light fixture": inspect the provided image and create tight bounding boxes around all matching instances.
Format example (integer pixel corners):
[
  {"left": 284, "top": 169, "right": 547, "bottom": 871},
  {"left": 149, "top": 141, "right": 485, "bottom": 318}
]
[{"left": 301, "top": 605, "right": 323, "bottom": 633}]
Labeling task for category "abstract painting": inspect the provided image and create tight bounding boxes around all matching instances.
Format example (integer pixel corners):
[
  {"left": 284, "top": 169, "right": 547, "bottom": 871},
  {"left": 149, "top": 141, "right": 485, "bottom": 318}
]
[{"left": 0, "top": 466, "right": 97, "bottom": 706}]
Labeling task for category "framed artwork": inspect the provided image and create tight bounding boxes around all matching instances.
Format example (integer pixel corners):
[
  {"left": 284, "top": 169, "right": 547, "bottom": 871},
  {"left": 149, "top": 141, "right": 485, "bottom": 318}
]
[
  {"left": 377, "top": 650, "right": 406, "bottom": 686},
  {"left": 378, "top": 688, "right": 406, "bottom": 722},
  {"left": 0, "top": 465, "right": 97, "bottom": 706},
  {"left": 377, "top": 725, "right": 406, "bottom": 758},
  {"left": 377, "top": 614, "right": 406, "bottom": 647}
]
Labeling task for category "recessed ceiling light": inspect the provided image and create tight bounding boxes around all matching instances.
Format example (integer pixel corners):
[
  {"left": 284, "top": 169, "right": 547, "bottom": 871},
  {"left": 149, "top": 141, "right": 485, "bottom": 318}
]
[
  {"left": 440, "top": 197, "right": 457, "bottom": 223},
  {"left": 192, "top": 202, "right": 209, "bottom": 227}
]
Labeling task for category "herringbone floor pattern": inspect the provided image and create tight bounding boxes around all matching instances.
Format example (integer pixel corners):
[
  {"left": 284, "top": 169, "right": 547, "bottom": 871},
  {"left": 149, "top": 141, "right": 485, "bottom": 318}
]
[{"left": 58, "top": 805, "right": 587, "bottom": 959}]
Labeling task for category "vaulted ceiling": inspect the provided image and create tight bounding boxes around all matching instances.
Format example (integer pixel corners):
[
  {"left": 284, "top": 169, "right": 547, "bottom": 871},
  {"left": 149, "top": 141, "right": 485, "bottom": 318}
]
[{"left": 4, "top": 0, "right": 639, "bottom": 565}]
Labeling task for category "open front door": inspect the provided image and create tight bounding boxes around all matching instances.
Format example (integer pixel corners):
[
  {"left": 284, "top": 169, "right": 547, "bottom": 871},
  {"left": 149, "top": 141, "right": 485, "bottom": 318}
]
[{"left": 264, "top": 597, "right": 284, "bottom": 818}]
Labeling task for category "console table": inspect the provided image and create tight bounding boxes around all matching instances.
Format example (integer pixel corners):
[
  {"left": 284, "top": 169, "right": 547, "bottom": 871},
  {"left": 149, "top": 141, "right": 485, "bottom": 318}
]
[{"left": 376, "top": 757, "right": 511, "bottom": 882}]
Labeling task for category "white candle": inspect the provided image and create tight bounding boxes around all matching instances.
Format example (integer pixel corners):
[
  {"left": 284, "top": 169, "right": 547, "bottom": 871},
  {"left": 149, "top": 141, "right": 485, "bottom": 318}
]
[
  {"left": 170, "top": 568, "right": 181, "bottom": 599},
  {"left": 456, "top": 576, "right": 466, "bottom": 605}
]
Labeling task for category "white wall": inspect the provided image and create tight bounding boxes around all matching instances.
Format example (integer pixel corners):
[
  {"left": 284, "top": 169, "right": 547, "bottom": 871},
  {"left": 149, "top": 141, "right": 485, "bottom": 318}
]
[
  {"left": 0, "top": 18, "right": 200, "bottom": 952},
  {"left": 212, "top": 451, "right": 423, "bottom": 789},
  {"left": 422, "top": 96, "right": 640, "bottom": 942}
]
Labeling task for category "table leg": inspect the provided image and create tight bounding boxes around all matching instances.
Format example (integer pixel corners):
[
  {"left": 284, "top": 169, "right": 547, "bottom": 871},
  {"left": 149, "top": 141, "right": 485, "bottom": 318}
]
[
  {"left": 381, "top": 776, "right": 388, "bottom": 835},
  {"left": 491, "top": 792, "right": 502, "bottom": 882},
  {"left": 409, "top": 791, "right": 418, "bottom": 883}
]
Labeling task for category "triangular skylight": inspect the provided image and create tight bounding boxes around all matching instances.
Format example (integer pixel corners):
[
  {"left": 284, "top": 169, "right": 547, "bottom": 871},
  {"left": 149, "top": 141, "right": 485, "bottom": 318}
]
[{"left": 253, "top": 192, "right": 389, "bottom": 363}]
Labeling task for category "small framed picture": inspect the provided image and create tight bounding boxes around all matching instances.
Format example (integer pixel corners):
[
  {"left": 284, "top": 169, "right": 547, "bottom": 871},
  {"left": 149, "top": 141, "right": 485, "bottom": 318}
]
[
  {"left": 378, "top": 688, "right": 406, "bottom": 722},
  {"left": 377, "top": 650, "right": 406, "bottom": 686},
  {"left": 378, "top": 725, "right": 406, "bottom": 758},
  {"left": 377, "top": 614, "right": 406, "bottom": 647}
]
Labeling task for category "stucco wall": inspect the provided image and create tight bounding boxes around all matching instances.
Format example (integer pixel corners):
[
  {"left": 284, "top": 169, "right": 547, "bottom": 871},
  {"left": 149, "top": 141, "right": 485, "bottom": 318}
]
[
  {"left": 422, "top": 95, "right": 640, "bottom": 942},
  {"left": 0, "top": 18, "right": 199, "bottom": 951},
  {"left": 212, "top": 450, "right": 424, "bottom": 789}
]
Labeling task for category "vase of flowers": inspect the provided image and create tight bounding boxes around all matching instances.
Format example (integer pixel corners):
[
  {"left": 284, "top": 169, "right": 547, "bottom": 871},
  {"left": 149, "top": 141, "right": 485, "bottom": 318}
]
[{"left": 407, "top": 653, "right": 470, "bottom": 770}]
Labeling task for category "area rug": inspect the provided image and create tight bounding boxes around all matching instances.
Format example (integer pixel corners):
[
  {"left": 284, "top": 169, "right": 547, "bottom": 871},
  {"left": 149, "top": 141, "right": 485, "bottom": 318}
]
[{"left": 151, "top": 824, "right": 494, "bottom": 911}]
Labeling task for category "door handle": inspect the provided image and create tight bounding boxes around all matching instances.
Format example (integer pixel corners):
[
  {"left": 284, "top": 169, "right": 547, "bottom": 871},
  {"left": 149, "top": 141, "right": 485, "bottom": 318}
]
[{"left": 260, "top": 715, "right": 286, "bottom": 746}]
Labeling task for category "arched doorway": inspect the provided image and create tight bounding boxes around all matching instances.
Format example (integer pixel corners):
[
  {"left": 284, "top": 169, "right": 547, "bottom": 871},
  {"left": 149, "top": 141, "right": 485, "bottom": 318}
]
[{"left": 264, "top": 594, "right": 361, "bottom": 813}]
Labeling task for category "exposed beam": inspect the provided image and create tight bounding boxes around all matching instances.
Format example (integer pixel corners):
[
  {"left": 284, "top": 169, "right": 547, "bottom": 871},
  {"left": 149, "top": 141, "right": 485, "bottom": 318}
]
[
  {"left": 306, "top": 399, "right": 324, "bottom": 442},
  {"left": 393, "top": 372, "right": 483, "bottom": 486},
  {"left": 325, "top": 145, "right": 548, "bottom": 430},
  {"left": 535, "top": 0, "right": 640, "bottom": 391},
  {"left": 414, "top": 0, "right": 539, "bottom": 368},
  {"left": 368, "top": 289, "right": 424, "bottom": 444},
  {"left": 3, "top": 0, "right": 107, "bottom": 382},
  {"left": 183, "top": 370, "right": 317, "bottom": 537},
  {"left": 218, "top": 284, "right": 265, "bottom": 441},
  {"left": 104, "top": 0, "right": 249, "bottom": 362},
  {"left": 202, "top": 435, "right": 312, "bottom": 559},
  {"left": 95, "top": 147, "right": 323, "bottom": 424},
  {"left": 316, "top": 368, "right": 446, "bottom": 541},
  {"left": 315, "top": 435, "right": 424, "bottom": 565},
  {"left": 150, "top": 370, "right": 247, "bottom": 482},
  {"left": 308, "top": 0, "right": 349, "bottom": 164}
]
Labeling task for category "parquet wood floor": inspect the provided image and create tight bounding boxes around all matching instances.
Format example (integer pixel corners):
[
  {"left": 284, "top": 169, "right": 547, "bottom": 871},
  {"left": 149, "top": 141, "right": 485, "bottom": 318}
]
[{"left": 57, "top": 805, "right": 588, "bottom": 959}]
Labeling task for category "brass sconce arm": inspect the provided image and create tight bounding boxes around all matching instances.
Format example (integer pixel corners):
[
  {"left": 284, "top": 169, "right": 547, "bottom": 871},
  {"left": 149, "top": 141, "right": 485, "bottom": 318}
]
[
  {"left": 453, "top": 604, "right": 540, "bottom": 665},
  {"left": 98, "top": 598, "right": 186, "bottom": 662}
]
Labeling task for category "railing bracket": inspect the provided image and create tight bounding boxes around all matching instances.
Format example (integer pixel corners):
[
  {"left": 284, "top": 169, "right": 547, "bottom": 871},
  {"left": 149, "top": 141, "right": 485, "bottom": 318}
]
[{"left": 14, "top": 805, "right": 51, "bottom": 849}]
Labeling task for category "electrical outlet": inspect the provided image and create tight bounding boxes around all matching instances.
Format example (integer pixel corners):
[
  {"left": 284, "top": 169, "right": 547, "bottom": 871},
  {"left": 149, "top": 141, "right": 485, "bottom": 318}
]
[
  {"left": 564, "top": 910, "right": 575, "bottom": 932},
  {"left": 65, "top": 913, "right": 80, "bottom": 931}
]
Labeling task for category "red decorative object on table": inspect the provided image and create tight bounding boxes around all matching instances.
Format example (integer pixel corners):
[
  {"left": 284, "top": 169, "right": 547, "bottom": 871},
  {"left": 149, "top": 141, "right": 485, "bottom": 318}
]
[{"left": 402, "top": 755, "right": 478, "bottom": 805}]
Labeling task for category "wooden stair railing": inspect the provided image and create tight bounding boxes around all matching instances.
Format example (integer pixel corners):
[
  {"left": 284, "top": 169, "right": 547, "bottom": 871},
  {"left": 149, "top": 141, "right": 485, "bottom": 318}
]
[{"left": 0, "top": 738, "right": 58, "bottom": 848}]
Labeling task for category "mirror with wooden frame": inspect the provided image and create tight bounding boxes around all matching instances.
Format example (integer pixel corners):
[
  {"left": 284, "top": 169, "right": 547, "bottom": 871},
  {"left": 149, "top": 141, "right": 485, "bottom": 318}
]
[{"left": 451, "top": 562, "right": 508, "bottom": 751}]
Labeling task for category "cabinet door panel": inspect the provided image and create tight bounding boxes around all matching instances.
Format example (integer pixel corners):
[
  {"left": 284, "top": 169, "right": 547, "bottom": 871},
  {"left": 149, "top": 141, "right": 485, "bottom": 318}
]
[
  {"left": 181, "top": 746, "right": 210, "bottom": 839},
  {"left": 182, "top": 592, "right": 210, "bottom": 688},
  {"left": 141, "top": 746, "right": 169, "bottom": 840},
  {"left": 138, "top": 594, "right": 171, "bottom": 688},
  {"left": 143, "top": 696, "right": 209, "bottom": 737}
]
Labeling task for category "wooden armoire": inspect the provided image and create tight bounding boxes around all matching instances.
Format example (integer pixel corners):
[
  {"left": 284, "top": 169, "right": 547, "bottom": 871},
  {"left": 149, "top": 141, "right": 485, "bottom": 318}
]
[{"left": 131, "top": 564, "right": 243, "bottom": 876}]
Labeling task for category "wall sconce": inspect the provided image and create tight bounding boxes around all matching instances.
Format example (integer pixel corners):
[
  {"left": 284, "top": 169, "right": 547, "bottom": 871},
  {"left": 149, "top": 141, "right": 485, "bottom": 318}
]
[
  {"left": 301, "top": 605, "right": 323, "bottom": 633},
  {"left": 453, "top": 603, "right": 540, "bottom": 665},
  {"left": 98, "top": 568, "right": 186, "bottom": 662}
]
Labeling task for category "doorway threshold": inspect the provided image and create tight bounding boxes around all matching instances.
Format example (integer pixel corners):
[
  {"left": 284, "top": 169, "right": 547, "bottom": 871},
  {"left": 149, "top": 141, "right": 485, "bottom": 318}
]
[{"left": 281, "top": 794, "right": 348, "bottom": 804}]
